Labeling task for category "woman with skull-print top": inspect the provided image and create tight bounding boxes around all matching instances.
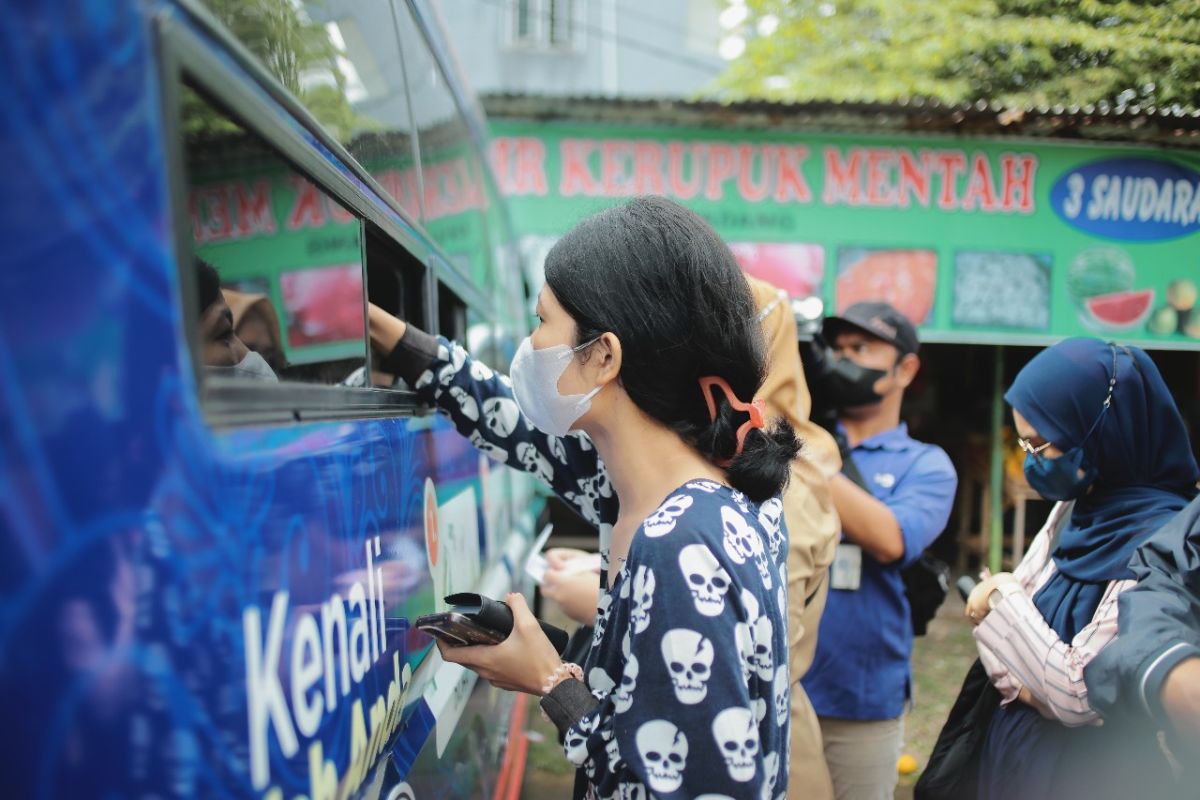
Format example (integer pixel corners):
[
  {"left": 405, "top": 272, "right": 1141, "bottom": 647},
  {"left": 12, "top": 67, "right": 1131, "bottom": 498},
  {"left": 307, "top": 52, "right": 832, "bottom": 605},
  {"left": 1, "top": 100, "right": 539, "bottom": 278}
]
[
  {"left": 371, "top": 197, "right": 797, "bottom": 799},
  {"left": 384, "top": 327, "right": 792, "bottom": 799}
]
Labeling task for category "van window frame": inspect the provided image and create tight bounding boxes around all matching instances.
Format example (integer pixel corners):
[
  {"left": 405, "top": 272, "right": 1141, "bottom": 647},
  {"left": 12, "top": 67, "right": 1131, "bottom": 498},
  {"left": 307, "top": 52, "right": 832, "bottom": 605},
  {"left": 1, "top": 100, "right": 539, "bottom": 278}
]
[
  {"left": 168, "top": 0, "right": 490, "bottom": 313},
  {"left": 156, "top": 7, "right": 491, "bottom": 427}
]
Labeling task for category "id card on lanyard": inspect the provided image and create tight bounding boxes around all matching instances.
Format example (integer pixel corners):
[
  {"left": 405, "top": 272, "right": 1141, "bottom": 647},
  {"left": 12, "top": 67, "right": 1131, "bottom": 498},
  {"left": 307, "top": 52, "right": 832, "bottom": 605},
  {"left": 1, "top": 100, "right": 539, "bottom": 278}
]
[{"left": 831, "top": 543, "right": 863, "bottom": 591}]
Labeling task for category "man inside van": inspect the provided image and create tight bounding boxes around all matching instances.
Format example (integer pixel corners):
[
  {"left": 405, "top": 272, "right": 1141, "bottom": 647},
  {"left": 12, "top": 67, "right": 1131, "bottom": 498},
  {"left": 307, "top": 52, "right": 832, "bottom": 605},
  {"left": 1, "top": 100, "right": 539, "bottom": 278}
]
[
  {"left": 801, "top": 302, "right": 957, "bottom": 800},
  {"left": 196, "top": 259, "right": 277, "bottom": 382}
]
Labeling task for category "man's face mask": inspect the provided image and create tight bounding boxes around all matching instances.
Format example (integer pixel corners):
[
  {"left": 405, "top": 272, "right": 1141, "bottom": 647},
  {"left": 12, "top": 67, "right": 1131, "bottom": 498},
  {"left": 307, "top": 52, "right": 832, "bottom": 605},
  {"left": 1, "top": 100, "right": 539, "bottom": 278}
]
[
  {"left": 508, "top": 335, "right": 601, "bottom": 436},
  {"left": 811, "top": 342, "right": 890, "bottom": 410},
  {"left": 206, "top": 349, "right": 278, "bottom": 383}
]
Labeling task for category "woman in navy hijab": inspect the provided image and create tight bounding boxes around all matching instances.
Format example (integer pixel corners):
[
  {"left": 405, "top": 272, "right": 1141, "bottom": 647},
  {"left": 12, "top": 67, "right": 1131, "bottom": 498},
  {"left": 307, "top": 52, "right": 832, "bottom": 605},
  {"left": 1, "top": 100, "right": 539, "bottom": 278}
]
[{"left": 965, "top": 337, "right": 1199, "bottom": 800}]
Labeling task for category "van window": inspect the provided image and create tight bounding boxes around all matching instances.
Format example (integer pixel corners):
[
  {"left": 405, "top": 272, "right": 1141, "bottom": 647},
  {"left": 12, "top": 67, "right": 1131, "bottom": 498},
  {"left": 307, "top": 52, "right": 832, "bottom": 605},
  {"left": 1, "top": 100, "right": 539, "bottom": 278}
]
[
  {"left": 193, "top": 1, "right": 373, "bottom": 145},
  {"left": 342, "top": 1, "right": 424, "bottom": 221},
  {"left": 182, "top": 84, "right": 367, "bottom": 387},
  {"left": 365, "top": 222, "right": 430, "bottom": 389},
  {"left": 438, "top": 280, "right": 467, "bottom": 342},
  {"left": 195, "top": 1, "right": 425, "bottom": 224},
  {"left": 467, "top": 307, "right": 509, "bottom": 376},
  {"left": 365, "top": 223, "right": 427, "bottom": 327},
  {"left": 400, "top": 16, "right": 495, "bottom": 300},
  {"left": 483, "top": 177, "right": 527, "bottom": 330}
]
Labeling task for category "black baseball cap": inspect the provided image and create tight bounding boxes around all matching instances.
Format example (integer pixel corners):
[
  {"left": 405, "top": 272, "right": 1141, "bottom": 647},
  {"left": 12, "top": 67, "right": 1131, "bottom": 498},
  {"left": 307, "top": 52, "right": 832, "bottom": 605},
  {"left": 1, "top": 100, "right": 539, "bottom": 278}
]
[{"left": 823, "top": 301, "right": 920, "bottom": 355}]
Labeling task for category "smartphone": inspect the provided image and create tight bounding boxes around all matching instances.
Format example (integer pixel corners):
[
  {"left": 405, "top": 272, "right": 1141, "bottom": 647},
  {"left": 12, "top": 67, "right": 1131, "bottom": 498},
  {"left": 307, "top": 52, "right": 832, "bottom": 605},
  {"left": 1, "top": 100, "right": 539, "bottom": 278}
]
[{"left": 415, "top": 611, "right": 507, "bottom": 647}]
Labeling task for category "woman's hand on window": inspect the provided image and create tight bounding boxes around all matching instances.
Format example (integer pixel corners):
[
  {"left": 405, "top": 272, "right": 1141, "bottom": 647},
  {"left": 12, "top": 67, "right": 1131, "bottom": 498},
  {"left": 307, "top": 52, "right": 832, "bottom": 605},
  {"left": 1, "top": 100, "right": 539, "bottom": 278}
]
[{"left": 367, "top": 303, "right": 407, "bottom": 355}]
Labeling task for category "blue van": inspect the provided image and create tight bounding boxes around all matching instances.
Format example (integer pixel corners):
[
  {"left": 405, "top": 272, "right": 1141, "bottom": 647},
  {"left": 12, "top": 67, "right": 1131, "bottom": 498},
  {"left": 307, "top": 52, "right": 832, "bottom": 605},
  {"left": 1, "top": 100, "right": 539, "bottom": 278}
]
[{"left": 0, "top": 1, "right": 543, "bottom": 797}]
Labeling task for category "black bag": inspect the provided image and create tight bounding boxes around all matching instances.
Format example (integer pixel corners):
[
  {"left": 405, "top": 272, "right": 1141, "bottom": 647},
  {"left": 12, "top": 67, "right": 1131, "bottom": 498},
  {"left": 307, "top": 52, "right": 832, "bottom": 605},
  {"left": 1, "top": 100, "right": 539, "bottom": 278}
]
[
  {"left": 902, "top": 554, "right": 951, "bottom": 636},
  {"left": 561, "top": 624, "right": 594, "bottom": 666},
  {"left": 914, "top": 658, "right": 1002, "bottom": 800},
  {"left": 838, "top": 437, "right": 950, "bottom": 635}
]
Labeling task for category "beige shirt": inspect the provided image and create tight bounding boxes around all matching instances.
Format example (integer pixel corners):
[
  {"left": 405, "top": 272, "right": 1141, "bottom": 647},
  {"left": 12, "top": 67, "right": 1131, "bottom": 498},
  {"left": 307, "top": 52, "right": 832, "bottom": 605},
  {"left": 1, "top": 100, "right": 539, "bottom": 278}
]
[{"left": 747, "top": 276, "right": 841, "bottom": 673}]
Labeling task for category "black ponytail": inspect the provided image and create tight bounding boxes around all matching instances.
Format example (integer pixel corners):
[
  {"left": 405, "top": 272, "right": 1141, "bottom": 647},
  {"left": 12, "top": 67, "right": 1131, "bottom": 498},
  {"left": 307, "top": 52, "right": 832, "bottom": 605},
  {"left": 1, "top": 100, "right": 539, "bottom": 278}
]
[
  {"left": 725, "top": 422, "right": 802, "bottom": 503},
  {"left": 695, "top": 392, "right": 801, "bottom": 503},
  {"left": 544, "top": 196, "right": 801, "bottom": 503}
]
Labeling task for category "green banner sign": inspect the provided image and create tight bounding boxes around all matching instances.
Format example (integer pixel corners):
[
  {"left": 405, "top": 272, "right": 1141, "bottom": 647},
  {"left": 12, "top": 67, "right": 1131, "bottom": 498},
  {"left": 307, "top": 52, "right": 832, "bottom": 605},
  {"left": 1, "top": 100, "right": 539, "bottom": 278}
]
[{"left": 488, "top": 121, "right": 1200, "bottom": 350}]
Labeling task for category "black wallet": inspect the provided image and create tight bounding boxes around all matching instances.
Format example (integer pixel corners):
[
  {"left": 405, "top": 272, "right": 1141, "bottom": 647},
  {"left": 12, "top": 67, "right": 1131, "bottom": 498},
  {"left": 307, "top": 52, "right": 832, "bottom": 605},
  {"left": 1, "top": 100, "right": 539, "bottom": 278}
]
[{"left": 436, "top": 593, "right": 570, "bottom": 655}]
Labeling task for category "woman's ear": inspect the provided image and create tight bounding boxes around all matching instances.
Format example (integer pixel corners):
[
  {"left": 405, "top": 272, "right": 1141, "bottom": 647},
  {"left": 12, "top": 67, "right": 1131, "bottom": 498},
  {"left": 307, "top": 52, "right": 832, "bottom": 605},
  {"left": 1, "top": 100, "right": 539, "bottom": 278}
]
[{"left": 594, "top": 332, "right": 622, "bottom": 386}]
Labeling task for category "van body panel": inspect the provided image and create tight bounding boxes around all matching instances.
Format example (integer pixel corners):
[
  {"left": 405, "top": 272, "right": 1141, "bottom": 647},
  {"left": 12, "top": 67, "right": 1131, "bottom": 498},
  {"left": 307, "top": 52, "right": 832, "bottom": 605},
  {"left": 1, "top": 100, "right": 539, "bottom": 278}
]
[{"left": 0, "top": 1, "right": 538, "bottom": 797}]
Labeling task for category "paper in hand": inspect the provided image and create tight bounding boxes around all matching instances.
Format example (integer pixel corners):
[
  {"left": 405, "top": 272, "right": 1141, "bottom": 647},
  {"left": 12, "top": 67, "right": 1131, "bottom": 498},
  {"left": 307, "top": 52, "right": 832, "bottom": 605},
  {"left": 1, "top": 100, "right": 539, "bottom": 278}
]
[
  {"left": 523, "top": 524, "right": 555, "bottom": 585},
  {"left": 524, "top": 525, "right": 602, "bottom": 584}
]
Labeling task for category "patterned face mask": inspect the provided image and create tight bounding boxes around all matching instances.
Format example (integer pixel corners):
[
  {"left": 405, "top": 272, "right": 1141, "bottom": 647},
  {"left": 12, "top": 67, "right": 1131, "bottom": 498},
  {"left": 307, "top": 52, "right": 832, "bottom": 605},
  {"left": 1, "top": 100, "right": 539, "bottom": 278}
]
[{"left": 508, "top": 335, "right": 601, "bottom": 436}]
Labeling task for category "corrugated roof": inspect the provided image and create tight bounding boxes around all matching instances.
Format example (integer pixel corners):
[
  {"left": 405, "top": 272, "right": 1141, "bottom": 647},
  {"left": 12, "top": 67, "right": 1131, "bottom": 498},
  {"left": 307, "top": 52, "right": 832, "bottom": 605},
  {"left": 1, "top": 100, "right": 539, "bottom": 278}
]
[{"left": 482, "top": 93, "right": 1200, "bottom": 148}]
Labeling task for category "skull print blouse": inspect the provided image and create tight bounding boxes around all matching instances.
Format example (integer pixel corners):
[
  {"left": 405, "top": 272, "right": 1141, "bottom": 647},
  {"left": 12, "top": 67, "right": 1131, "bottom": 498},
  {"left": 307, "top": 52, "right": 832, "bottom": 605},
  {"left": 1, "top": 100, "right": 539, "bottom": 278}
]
[{"left": 402, "top": 331, "right": 791, "bottom": 800}]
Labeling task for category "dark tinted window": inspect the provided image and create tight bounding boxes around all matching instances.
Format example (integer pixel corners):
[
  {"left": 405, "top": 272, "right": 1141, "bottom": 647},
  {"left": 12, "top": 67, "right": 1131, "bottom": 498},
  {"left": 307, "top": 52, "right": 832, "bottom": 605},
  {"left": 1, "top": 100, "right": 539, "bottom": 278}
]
[{"left": 438, "top": 279, "right": 467, "bottom": 342}]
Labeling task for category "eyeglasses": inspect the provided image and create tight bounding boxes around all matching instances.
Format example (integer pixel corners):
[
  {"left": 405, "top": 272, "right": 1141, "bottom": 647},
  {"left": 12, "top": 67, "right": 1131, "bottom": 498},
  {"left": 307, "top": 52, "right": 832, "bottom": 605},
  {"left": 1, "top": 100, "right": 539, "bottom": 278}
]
[
  {"left": 1016, "top": 344, "right": 1120, "bottom": 462},
  {"left": 1017, "top": 437, "right": 1053, "bottom": 459}
]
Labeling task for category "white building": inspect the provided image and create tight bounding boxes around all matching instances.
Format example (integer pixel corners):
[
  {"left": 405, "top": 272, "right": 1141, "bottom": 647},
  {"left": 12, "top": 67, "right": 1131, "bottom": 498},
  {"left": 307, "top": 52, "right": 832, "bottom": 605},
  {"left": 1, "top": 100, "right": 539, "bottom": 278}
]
[{"left": 436, "top": 0, "right": 726, "bottom": 97}]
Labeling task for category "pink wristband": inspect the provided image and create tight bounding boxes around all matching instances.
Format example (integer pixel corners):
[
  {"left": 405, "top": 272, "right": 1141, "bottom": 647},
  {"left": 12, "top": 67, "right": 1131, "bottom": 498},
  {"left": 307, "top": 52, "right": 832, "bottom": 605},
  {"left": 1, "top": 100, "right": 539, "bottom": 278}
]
[{"left": 541, "top": 662, "right": 584, "bottom": 696}]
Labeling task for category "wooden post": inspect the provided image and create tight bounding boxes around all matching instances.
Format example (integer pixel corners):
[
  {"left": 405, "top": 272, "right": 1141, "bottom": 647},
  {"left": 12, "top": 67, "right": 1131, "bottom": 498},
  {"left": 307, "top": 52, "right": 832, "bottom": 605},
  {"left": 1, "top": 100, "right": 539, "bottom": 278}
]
[{"left": 989, "top": 346, "right": 1006, "bottom": 573}]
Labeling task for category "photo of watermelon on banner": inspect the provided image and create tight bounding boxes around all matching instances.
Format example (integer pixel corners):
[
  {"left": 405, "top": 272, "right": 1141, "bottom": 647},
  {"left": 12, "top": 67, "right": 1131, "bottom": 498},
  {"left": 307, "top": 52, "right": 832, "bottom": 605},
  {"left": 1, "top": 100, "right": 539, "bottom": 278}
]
[{"left": 1066, "top": 246, "right": 1193, "bottom": 339}]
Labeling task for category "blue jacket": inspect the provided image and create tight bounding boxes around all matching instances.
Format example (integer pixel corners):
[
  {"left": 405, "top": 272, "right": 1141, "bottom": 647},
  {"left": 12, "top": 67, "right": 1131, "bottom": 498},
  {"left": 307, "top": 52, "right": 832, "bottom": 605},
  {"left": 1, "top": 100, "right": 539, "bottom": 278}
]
[{"left": 1085, "top": 494, "right": 1200, "bottom": 725}]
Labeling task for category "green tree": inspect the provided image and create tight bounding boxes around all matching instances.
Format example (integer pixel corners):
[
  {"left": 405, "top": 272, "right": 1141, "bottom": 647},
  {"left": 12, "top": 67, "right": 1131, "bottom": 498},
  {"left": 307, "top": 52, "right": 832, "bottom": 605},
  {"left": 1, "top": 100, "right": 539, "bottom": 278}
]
[{"left": 716, "top": 0, "right": 1200, "bottom": 110}]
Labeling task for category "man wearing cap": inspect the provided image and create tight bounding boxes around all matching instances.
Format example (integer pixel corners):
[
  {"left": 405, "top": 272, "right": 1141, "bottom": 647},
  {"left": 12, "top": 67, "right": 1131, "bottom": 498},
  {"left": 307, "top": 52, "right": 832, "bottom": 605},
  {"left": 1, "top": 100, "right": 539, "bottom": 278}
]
[{"left": 801, "top": 302, "right": 958, "bottom": 800}]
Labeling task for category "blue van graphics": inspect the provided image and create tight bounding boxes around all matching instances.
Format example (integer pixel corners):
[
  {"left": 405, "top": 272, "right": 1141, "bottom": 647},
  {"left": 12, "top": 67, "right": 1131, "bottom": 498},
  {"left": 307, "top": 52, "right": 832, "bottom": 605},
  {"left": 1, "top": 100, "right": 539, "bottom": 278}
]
[
  {"left": 1051, "top": 156, "right": 1200, "bottom": 241},
  {"left": 0, "top": 1, "right": 537, "bottom": 798}
]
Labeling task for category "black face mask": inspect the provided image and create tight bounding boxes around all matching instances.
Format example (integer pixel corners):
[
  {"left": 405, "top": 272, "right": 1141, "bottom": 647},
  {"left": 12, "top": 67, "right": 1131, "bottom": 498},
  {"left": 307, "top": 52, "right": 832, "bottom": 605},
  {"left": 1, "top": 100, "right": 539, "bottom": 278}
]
[{"left": 810, "top": 345, "right": 890, "bottom": 410}]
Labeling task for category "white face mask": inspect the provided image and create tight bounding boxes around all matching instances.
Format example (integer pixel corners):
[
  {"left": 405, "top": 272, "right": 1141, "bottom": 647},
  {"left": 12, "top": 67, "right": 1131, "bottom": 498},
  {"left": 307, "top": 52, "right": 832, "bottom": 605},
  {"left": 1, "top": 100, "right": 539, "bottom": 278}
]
[
  {"left": 509, "top": 335, "right": 602, "bottom": 436},
  {"left": 206, "top": 349, "right": 278, "bottom": 383}
]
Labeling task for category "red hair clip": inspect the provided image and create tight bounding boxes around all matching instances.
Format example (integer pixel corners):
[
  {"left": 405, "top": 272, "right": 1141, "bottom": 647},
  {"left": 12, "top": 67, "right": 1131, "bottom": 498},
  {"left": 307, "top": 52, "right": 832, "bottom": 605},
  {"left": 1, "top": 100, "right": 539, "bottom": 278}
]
[{"left": 698, "top": 376, "right": 766, "bottom": 467}]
